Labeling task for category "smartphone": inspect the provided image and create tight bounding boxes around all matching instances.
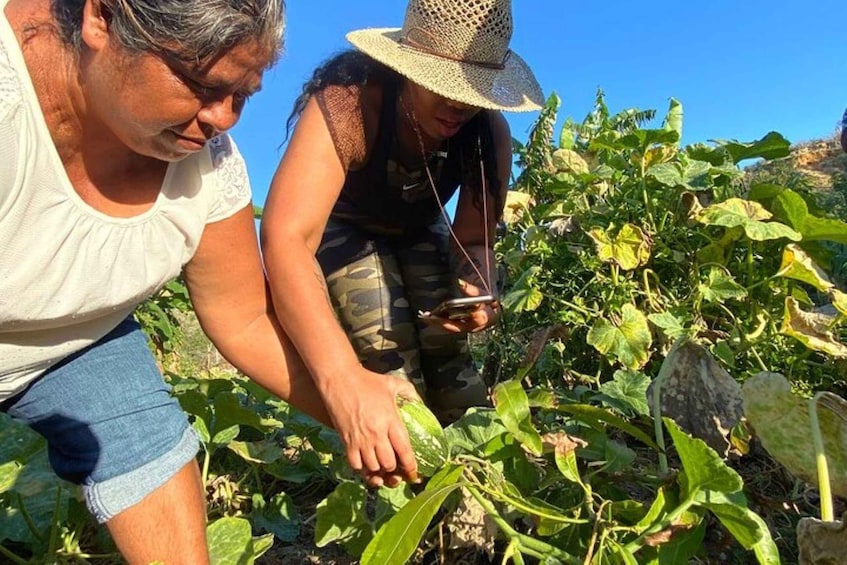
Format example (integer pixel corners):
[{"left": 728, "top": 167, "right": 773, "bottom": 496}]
[{"left": 423, "top": 295, "right": 497, "bottom": 320}]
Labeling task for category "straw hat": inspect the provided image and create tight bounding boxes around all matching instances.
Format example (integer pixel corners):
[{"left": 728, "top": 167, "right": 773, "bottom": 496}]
[{"left": 346, "top": 0, "right": 544, "bottom": 112}]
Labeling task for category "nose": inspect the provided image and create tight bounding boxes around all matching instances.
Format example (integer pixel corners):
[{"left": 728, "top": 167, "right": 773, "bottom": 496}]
[{"left": 197, "top": 95, "right": 242, "bottom": 135}]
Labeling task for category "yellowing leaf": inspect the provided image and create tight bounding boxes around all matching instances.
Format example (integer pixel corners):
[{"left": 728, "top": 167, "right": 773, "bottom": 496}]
[
  {"left": 777, "top": 244, "right": 834, "bottom": 291},
  {"left": 587, "top": 304, "right": 652, "bottom": 369},
  {"left": 697, "top": 198, "right": 801, "bottom": 242},
  {"left": 503, "top": 191, "right": 534, "bottom": 224},
  {"left": 781, "top": 297, "right": 847, "bottom": 358},
  {"left": 552, "top": 148, "right": 590, "bottom": 175},
  {"left": 588, "top": 223, "right": 652, "bottom": 271},
  {"left": 743, "top": 372, "right": 847, "bottom": 497},
  {"left": 830, "top": 289, "right": 847, "bottom": 316}
]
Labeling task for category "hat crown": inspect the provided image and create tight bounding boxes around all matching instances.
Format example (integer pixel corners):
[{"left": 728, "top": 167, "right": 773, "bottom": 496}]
[{"left": 401, "top": 0, "right": 513, "bottom": 67}]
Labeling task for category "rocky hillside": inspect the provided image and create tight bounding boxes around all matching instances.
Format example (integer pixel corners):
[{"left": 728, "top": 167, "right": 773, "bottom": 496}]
[{"left": 747, "top": 134, "right": 847, "bottom": 191}]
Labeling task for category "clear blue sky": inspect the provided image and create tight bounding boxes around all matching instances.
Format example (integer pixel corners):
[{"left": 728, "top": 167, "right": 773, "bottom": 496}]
[{"left": 233, "top": 0, "right": 847, "bottom": 208}]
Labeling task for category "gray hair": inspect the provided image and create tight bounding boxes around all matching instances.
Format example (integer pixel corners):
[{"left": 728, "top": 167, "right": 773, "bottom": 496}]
[{"left": 51, "top": 0, "right": 285, "bottom": 65}]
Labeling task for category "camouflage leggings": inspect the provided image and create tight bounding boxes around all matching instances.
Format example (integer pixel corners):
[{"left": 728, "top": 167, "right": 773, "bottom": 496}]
[{"left": 316, "top": 217, "right": 488, "bottom": 422}]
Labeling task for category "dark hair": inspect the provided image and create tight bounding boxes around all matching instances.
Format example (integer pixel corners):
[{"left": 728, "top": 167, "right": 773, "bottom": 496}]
[
  {"left": 287, "top": 49, "right": 502, "bottom": 213},
  {"left": 50, "top": 0, "right": 285, "bottom": 65}
]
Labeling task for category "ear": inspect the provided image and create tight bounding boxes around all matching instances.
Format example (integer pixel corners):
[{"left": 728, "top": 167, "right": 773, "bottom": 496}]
[{"left": 80, "top": 0, "right": 110, "bottom": 51}]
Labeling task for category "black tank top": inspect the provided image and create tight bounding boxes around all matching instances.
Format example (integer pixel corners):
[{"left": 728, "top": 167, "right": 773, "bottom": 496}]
[{"left": 329, "top": 80, "right": 475, "bottom": 235}]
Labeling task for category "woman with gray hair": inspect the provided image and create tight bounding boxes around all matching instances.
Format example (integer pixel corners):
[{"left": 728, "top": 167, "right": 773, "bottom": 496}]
[{"left": 1, "top": 0, "right": 421, "bottom": 562}]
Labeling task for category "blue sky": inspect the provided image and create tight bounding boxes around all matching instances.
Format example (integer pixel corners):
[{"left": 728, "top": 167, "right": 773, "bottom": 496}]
[{"left": 233, "top": 0, "right": 847, "bottom": 208}]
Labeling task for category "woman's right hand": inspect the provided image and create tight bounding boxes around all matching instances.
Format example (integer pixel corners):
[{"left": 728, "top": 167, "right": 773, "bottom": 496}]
[{"left": 320, "top": 366, "right": 421, "bottom": 487}]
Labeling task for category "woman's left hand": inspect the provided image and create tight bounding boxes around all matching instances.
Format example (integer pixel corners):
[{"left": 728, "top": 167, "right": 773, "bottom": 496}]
[{"left": 420, "top": 279, "right": 501, "bottom": 334}]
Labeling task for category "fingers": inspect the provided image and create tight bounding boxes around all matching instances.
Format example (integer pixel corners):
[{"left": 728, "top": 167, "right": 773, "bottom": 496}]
[
  {"left": 457, "top": 278, "right": 482, "bottom": 297},
  {"left": 389, "top": 419, "right": 419, "bottom": 484}
]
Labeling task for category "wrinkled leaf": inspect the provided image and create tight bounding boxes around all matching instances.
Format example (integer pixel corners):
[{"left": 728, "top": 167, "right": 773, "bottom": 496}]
[
  {"left": 716, "top": 131, "right": 791, "bottom": 164},
  {"left": 777, "top": 244, "right": 833, "bottom": 291},
  {"left": 587, "top": 304, "right": 652, "bottom": 369},
  {"left": 251, "top": 493, "right": 300, "bottom": 543},
  {"left": 743, "top": 372, "right": 847, "bottom": 497},
  {"left": 552, "top": 148, "right": 589, "bottom": 175},
  {"left": 588, "top": 223, "right": 652, "bottom": 271},
  {"left": 781, "top": 297, "right": 847, "bottom": 358},
  {"left": 315, "top": 481, "right": 372, "bottom": 554},
  {"left": 698, "top": 268, "right": 747, "bottom": 304},
  {"left": 598, "top": 370, "right": 651, "bottom": 416},
  {"left": 697, "top": 198, "right": 801, "bottom": 242}
]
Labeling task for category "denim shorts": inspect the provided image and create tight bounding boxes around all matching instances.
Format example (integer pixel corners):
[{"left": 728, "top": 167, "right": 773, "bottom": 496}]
[{"left": 2, "top": 317, "right": 199, "bottom": 523}]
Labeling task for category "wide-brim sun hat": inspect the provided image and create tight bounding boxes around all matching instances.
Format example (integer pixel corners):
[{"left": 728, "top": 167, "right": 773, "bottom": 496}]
[{"left": 346, "top": 0, "right": 544, "bottom": 112}]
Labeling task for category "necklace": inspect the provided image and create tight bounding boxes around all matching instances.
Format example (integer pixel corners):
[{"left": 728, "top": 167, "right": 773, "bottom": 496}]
[{"left": 398, "top": 95, "right": 493, "bottom": 296}]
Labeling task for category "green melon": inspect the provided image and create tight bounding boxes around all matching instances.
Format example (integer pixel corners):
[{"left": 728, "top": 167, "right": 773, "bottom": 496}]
[{"left": 396, "top": 397, "right": 448, "bottom": 477}]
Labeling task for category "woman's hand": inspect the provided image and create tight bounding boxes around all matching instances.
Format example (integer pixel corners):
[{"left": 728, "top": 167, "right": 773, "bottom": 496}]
[
  {"left": 420, "top": 279, "right": 500, "bottom": 334},
  {"left": 319, "top": 367, "right": 422, "bottom": 488}
]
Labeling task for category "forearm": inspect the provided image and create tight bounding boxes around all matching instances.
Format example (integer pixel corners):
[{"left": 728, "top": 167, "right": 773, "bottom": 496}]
[
  {"left": 208, "top": 311, "right": 333, "bottom": 427},
  {"left": 262, "top": 238, "right": 362, "bottom": 392}
]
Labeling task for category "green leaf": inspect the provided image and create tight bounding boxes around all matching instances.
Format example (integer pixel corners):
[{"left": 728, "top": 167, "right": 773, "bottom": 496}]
[
  {"left": 207, "top": 517, "right": 256, "bottom": 565},
  {"left": 716, "top": 131, "right": 791, "bottom": 164},
  {"left": 556, "top": 403, "right": 660, "bottom": 451},
  {"left": 694, "top": 490, "right": 764, "bottom": 549},
  {"left": 211, "top": 424, "right": 240, "bottom": 447},
  {"left": 227, "top": 440, "right": 285, "bottom": 465},
  {"left": 664, "top": 418, "right": 743, "bottom": 496},
  {"left": 587, "top": 304, "right": 652, "bottom": 369},
  {"left": 444, "top": 408, "right": 509, "bottom": 455},
  {"left": 588, "top": 223, "right": 652, "bottom": 271},
  {"left": 648, "top": 311, "right": 687, "bottom": 341},
  {"left": 663, "top": 98, "right": 683, "bottom": 138},
  {"left": 493, "top": 380, "right": 543, "bottom": 456},
  {"left": 698, "top": 268, "right": 748, "bottom": 304},
  {"left": 657, "top": 519, "right": 707, "bottom": 565},
  {"left": 743, "top": 372, "right": 847, "bottom": 497},
  {"left": 598, "top": 370, "right": 651, "bottom": 416},
  {"left": 375, "top": 483, "right": 414, "bottom": 529},
  {"left": 251, "top": 493, "right": 300, "bottom": 543},
  {"left": 314, "top": 481, "right": 372, "bottom": 555},
  {"left": 781, "top": 297, "right": 847, "bottom": 358},
  {"left": 360, "top": 481, "right": 465, "bottom": 565},
  {"left": 501, "top": 266, "right": 544, "bottom": 312}
]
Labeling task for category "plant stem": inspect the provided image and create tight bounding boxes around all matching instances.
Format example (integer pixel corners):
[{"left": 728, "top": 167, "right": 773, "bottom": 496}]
[
  {"left": 810, "top": 393, "right": 834, "bottom": 522},
  {"left": 15, "top": 493, "right": 43, "bottom": 542},
  {"left": 465, "top": 485, "right": 580, "bottom": 564},
  {"left": 47, "top": 487, "right": 62, "bottom": 557},
  {"left": 201, "top": 446, "right": 211, "bottom": 488},
  {"left": 623, "top": 495, "right": 696, "bottom": 553}
]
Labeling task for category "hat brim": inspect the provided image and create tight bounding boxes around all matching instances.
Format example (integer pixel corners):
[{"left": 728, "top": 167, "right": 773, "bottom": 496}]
[{"left": 347, "top": 28, "right": 544, "bottom": 113}]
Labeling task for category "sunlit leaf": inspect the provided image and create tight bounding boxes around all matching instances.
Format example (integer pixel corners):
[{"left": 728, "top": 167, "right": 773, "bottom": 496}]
[
  {"left": 598, "top": 370, "right": 651, "bottom": 416},
  {"left": 587, "top": 304, "right": 652, "bottom": 369},
  {"left": 777, "top": 244, "right": 834, "bottom": 291},
  {"left": 664, "top": 418, "right": 743, "bottom": 496},
  {"left": 648, "top": 311, "right": 687, "bottom": 341},
  {"left": 715, "top": 131, "right": 790, "bottom": 164},
  {"left": 588, "top": 223, "right": 652, "bottom": 271},
  {"left": 207, "top": 517, "right": 256, "bottom": 565},
  {"left": 493, "top": 380, "right": 543, "bottom": 456},
  {"left": 360, "top": 482, "right": 465, "bottom": 565},
  {"left": 698, "top": 268, "right": 747, "bottom": 304},
  {"left": 227, "top": 440, "right": 285, "bottom": 465},
  {"left": 542, "top": 432, "right": 587, "bottom": 484},
  {"left": 697, "top": 198, "right": 801, "bottom": 242},
  {"left": 781, "top": 297, "right": 847, "bottom": 357},
  {"left": 552, "top": 148, "right": 589, "bottom": 175},
  {"left": 315, "top": 481, "right": 372, "bottom": 554},
  {"left": 503, "top": 191, "right": 535, "bottom": 224},
  {"left": 694, "top": 490, "right": 764, "bottom": 549},
  {"left": 743, "top": 372, "right": 847, "bottom": 497},
  {"left": 663, "top": 98, "right": 683, "bottom": 138}
]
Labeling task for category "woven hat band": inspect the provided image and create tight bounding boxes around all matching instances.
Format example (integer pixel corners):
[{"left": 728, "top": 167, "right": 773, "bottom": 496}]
[
  {"left": 399, "top": 32, "right": 508, "bottom": 70},
  {"left": 400, "top": 0, "right": 513, "bottom": 67}
]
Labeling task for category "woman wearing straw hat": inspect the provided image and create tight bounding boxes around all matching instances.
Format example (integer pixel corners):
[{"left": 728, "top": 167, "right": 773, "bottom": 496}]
[{"left": 261, "top": 0, "right": 542, "bottom": 486}]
